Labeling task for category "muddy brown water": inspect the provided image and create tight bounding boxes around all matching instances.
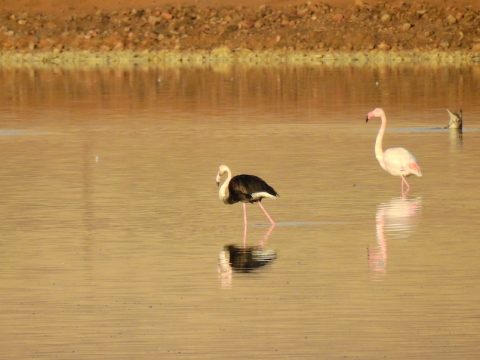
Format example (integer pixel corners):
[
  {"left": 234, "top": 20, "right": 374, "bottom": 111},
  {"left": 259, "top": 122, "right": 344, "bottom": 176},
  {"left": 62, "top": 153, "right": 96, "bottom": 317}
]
[{"left": 0, "top": 64, "right": 479, "bottom": 359}]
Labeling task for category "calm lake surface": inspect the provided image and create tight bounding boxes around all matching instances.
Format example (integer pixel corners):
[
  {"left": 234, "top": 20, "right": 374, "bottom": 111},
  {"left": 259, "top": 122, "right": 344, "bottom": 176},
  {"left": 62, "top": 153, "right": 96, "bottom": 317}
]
[{"left": 0, "top": 64, "right": 479, "bottom": 359}]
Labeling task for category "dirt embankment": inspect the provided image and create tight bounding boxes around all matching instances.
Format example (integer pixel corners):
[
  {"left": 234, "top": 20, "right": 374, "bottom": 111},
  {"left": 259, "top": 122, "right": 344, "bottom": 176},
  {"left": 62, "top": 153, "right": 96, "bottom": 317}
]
[{"left": 0, "top": 1, "right": 479, "bottom": 64}]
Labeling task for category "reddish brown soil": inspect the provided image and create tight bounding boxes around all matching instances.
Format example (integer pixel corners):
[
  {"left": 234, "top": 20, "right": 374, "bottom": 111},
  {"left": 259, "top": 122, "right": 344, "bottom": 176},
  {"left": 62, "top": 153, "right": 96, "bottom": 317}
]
[{"left": 0, "top": 0, "right": 479, "bottom": 53}]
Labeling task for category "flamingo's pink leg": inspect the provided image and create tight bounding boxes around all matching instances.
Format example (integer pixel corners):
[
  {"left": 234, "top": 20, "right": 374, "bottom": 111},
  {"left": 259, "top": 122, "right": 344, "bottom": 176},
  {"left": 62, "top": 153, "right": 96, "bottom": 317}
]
[
  {"left": 243, "top": 203, "right": 247, "bottom": 227},
  {"left": 258, "top": 202, "right": 276, "bottom": 225},
  {"left": 403, "top": 177, "right": 410, "bottom": 192},
  {"left": 401, "top": 176, "right": 410, "bottom": 196},
  {"left": 242, "top": 203, "right": 247, "bottom": 246},
  {"left": 259, "top": 224, "right": 275, "bottom": 247}
]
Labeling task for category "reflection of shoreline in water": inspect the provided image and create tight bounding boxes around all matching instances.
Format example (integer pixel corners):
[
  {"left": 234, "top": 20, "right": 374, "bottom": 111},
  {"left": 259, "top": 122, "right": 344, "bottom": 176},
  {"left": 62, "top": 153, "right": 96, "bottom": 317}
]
[
  {"left": 218, "top": 225, "right": 276, "bottom": 288},
  {"left": 368, "top": 197, "right": 422, "bottom": 277}
]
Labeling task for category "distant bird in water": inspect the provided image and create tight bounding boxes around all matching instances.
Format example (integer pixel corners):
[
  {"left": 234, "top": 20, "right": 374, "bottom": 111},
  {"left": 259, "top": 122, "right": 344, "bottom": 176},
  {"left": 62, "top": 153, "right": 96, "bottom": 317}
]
[
  {"left": 216, "top": 165, "right": 278, "bottom": 227},
  {"left": 366, "top": 108, "right": 422, "bottom": 196},
  {"left": 445, "top": 109, "right": 463, "bottom": 129}
]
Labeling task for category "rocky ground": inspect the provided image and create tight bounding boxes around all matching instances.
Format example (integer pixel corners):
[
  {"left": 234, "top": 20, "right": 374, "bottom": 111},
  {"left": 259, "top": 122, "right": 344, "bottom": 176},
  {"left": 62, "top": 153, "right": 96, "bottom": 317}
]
[{"left": 0, "top": 1, "right": 479, "bottom": 64}]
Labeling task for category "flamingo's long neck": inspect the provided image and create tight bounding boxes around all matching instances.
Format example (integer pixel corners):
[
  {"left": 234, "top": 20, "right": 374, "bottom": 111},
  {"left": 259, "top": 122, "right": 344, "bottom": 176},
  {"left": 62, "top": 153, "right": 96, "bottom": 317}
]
[
  {"left": 218, "top": 168, "right": 232, "bottom": 204},
  {"left": 375, "top": 113, "right": 387, "bottom": 169}
]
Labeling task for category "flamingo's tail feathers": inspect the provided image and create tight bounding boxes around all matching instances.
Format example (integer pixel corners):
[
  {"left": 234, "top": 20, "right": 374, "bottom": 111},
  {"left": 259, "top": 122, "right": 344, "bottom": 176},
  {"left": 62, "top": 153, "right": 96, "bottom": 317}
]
[{"left": 409, "top": 162, "right": 422, "bottom": 177}]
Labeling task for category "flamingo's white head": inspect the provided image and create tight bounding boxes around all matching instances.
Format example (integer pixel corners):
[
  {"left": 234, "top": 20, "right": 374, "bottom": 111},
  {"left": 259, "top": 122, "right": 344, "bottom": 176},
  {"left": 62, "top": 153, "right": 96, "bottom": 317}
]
[
  {"left": 366, "top": 108, "right": 386, "bottom": 122},
  {"left": 216, "top": 164, "right": 230, "bottom": 186}
]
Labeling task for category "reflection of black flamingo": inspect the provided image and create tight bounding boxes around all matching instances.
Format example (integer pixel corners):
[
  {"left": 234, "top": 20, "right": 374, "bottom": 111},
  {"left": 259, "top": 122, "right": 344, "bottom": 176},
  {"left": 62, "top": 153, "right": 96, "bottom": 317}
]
[
  {"left": 218, "top": 225, "right": 277, "bottom": 288},
  {"left": 222, "top": 245, "right": 276, "bottom": 273}
]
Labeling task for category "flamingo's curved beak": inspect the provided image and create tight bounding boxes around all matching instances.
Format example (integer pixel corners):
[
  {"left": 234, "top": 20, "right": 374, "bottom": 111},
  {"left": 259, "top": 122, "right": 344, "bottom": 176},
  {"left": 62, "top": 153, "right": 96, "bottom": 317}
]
[
  {"left": 365, "top": 115, "right": 369, "bottom": 123},
  {"left": 215, "top": 173, "right": 221, "bottom": 187}
]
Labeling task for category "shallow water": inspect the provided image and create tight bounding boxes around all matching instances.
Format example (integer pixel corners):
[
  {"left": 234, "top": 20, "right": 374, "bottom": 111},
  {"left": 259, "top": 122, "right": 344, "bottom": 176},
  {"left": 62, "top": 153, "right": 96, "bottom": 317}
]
[{"left": 0, "top": 65, "right": 479, "bottom": 359}]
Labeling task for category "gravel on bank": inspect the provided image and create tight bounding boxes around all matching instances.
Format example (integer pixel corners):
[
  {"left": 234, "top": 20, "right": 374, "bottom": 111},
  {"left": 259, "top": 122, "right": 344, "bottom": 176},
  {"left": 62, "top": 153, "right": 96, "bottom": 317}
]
[{"left": 0, "top": 1, "right": 479, "bottom": 66}]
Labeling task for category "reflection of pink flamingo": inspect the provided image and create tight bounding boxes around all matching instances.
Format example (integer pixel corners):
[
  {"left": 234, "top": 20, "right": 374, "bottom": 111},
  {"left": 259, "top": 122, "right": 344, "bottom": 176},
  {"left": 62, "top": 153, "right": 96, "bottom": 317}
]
[
  {"left": 366, "top": 108, "right": 422, "bottom": 196},
  {"left": 368, "top": 197, "right": 422, "bottom": 277},
  {"left": 368, "top": 210, "right": 388, "bottom": 276}
]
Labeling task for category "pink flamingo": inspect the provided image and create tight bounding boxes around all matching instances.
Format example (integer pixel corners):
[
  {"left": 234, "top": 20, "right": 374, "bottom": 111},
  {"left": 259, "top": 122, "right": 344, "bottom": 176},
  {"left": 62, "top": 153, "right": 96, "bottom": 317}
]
[{"left": 366, "top": 108, "right": 422, "bottom": 195}]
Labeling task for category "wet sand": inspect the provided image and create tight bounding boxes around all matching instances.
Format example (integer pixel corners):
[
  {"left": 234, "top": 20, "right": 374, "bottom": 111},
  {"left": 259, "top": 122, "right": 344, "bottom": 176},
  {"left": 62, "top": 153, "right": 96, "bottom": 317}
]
[{"left": 0, "top": 0, "right": 479, "bottom": 66}]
